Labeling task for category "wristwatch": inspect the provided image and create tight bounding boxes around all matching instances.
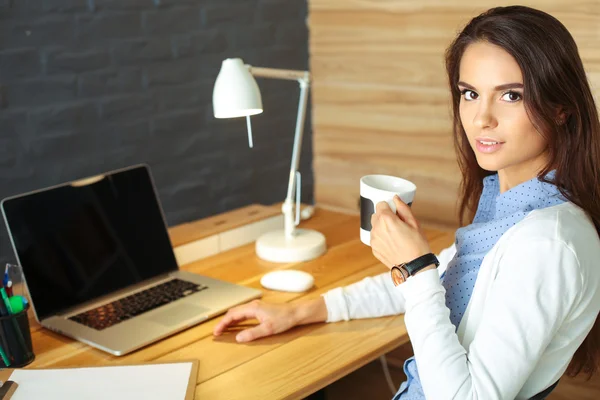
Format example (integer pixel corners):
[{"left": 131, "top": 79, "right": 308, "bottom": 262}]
[{"left": 390, "top": 253, "right": 439, "bottom": 286}]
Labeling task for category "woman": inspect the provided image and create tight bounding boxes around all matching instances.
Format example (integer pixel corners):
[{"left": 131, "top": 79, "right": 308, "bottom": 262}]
[{"left": 213, "top": 6, "right": 600, "bottom": 399}]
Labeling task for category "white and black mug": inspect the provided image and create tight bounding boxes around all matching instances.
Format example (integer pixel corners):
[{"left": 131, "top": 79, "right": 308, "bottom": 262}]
[{"left": 360, "top": 175, "right": 417, "bottom": 246}]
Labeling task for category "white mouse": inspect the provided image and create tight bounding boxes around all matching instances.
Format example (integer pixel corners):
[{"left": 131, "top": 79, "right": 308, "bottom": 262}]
[{"left": 260, "top": 270, "right": 315, "bottom": 293}]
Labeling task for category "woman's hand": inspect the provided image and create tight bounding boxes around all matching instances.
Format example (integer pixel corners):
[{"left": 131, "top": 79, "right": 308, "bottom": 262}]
[
  {"left": 370, "top": 195, "right": 432, "bottom": 270},
  {"left": 213, "top": 298, "right": 327, "bottom": 343}
]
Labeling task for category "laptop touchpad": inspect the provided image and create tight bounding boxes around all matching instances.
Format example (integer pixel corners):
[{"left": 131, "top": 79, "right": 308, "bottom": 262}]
[{"left": 147, "top": 304, "right": 209, "bottom": 327}]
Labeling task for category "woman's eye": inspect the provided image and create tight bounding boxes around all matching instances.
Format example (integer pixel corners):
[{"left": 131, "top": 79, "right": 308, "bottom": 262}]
[
  {"left": 501, "top": 91, "right": 522, "bottom": 102},
  {"left": 460, "top": 89, "right": 478, "bottom": 101}
]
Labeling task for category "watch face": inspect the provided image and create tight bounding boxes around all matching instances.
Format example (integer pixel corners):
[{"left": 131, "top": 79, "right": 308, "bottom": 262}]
[{"left": 391, "top": 265, "right": 408, "bottom": 286}]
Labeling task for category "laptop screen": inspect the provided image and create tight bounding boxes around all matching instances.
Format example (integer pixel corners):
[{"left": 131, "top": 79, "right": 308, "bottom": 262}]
[{"left": 1, "top": 165, "right": 179, "bottom": 321}]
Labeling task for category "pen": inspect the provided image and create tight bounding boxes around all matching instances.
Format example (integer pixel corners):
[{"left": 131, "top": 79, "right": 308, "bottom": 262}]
[
  {"left": 0, "top": 292, "right": 8, "bottom": 318},
  {"left": 0, "top": 343, "right": 9, "bottom": 367},
  {"left": 0, "top": 290, "right": 12, "bottom": 363},
  {"left": 0, "top": 380, "right": 18, "bottom": 399},
  {"left": 0, "top": 290, "right": 12, "bottom": 315},
  {"left": 0, "top": 307, "right": 13, "bottom": 365},
  {"left": 2, "top": 264, "right": 7, "bottom": 289},
  {"left": 5, "top": 282, "right": 12, "bottom": 298}
]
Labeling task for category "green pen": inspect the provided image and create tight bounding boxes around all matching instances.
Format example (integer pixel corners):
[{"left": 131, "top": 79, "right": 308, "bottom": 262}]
[
  {"left": 0, "top": 288, "right": 12, "bottom": 314},
  {"left": 0, "top": 343, "right": 9, "bottom": 367}
]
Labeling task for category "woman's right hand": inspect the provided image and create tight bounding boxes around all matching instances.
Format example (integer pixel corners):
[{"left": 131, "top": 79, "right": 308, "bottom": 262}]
[
  {"left": 212, "top": 298, "right": 328, "bottom": 343},
  {"left": 212, "top": 300, "right": 300, "bottom": 343}
]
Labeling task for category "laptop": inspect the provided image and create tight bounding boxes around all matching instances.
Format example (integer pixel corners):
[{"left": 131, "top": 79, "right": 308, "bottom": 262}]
[{"left": 1, "top": 164, "right": 262, "bottom": 356}]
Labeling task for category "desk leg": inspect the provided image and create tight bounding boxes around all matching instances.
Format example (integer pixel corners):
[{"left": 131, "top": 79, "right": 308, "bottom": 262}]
[{"left": 304, "top": 389, "right": 326, "bottom": 400}]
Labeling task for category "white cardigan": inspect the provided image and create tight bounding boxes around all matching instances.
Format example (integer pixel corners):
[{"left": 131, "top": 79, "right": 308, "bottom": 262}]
[{"left": 323, "top": 202, "right": 600, "bottom": 399}]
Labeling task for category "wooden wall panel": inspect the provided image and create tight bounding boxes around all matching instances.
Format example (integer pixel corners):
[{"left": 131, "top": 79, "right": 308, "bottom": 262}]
[{"left": 308, "top": 0, "right": 600, "bottom": 228}]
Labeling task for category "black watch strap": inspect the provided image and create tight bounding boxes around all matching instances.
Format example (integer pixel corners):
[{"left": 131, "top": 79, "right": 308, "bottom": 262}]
[
  {"left": 404, "top": 253, "right": 440, "bottom": 276},
  {"left": 390, "top": 253, "right": 440, "bottom": 286}
]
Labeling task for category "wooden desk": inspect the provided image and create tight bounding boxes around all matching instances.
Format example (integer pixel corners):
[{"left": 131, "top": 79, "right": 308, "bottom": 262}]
[{"left": 26, "top": 206, "right": 454, "bottom": 399}]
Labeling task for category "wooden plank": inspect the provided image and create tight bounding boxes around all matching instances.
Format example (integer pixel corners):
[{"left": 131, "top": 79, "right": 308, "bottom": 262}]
[
  {"left": 313, "top": 157, "right": 461, "bottom": 228},
  {"left": 194, "top": 315, "right": 409, "bottom": 400},
  {"left": 168, "top": 204, "right": 281, "bottom": 247}
]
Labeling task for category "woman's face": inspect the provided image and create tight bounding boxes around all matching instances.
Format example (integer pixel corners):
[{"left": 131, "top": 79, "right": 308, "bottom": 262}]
[{"left": 458, "top": 41, "right": 550, "bottom": 187}]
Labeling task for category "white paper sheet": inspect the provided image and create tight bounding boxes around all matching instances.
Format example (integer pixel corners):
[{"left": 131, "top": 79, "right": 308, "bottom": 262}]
[{"left": 8, "top": 362, "right": 193, "bottom": 400}]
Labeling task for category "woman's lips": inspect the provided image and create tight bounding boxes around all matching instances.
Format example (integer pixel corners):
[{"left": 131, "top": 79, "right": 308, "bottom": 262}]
[{"left": 475, "top": 139, "right": 504, "bottom": 153}]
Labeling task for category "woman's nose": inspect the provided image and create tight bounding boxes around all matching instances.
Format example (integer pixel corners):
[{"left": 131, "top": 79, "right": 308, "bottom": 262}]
[{"left": 473, "top": 102, "right": 498, "bottom": 129}]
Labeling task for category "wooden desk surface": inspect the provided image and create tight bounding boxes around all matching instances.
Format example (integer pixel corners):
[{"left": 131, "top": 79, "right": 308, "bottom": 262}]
[{"left": 26, "top": 207, "right": 454, "bottom": 399}]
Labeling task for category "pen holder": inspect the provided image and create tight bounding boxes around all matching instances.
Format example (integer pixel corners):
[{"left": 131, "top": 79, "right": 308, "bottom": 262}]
[{"left": 0, "top": 304, "right": 35, "bottom": 368}]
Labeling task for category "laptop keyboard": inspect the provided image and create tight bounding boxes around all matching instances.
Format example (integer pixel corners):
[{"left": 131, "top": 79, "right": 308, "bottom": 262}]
[{"left": 69, "top": 279, "right": 209, "bottom": 331}]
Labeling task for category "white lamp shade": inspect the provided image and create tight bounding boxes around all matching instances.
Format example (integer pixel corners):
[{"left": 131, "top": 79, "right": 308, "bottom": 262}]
[{"left": 213, "top": 58, "right": 263, "bottom": 119}]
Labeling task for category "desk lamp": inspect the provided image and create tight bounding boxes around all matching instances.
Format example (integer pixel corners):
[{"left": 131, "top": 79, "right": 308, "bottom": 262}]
[{"left": 212, "top": 58, "right": 326, "bottom": 263}]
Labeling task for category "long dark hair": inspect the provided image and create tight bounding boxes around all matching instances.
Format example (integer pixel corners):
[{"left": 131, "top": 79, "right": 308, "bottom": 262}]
[{"left": 445, "top": 6, "right": 600, "bottom": 378}]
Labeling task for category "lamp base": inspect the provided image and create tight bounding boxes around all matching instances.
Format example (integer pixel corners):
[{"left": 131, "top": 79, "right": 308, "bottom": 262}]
[{"left": 255, "top": 229, "right": 327, "bottom": 263}]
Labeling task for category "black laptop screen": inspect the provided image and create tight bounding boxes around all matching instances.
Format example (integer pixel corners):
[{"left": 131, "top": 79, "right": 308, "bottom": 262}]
[{"left": 2, "top": 165, "right": 179, "bottom": 321}]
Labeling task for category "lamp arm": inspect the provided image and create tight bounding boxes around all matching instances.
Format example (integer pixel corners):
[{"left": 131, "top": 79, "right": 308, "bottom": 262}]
[
  {"left": 248, "top": 66, "right": 308, "bottom": 81},
  {"left": 245, "top": 64, "right": 311, "bottom": 240},
  {"left": 282, "top": 76, "right": 310, "bottom": 239}
]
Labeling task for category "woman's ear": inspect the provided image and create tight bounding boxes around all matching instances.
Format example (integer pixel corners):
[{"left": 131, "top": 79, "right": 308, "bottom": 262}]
[{"left": 555, "top": 108, "right": 567, "bottom": 125}]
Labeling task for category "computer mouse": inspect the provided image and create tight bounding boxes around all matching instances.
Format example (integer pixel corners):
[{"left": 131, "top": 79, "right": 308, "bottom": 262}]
[{"left": 260, "top": 270, "right": 315, "bottom": 293}]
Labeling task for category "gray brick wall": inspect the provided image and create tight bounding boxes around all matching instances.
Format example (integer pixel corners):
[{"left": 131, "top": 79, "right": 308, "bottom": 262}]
[{"left": 0, "top": 0, "right": 313, "bottom": 265}]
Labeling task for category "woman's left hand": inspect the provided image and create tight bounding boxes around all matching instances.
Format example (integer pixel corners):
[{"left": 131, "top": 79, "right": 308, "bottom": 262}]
[{"left": 370, "top": 195, "right": 432, "bottom": 270}]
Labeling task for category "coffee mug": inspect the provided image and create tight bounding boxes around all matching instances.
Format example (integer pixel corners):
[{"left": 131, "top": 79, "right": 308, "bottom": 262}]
[{"left": 360, "top": 175, "right": 417, "bottom": 246}]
